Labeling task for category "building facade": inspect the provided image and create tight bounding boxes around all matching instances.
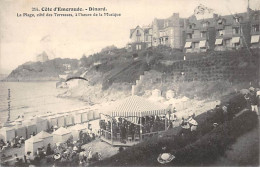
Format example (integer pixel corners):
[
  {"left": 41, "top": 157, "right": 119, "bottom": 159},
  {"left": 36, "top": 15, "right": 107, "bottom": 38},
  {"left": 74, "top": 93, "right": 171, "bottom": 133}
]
[
  {"left": 152, "top": 13, "right": 185, "bottom": 49},
  {"left": 127, "top": 8, "right": 259, "bottom": 53},
  {"left": 184, "top": 8, "right": 259, "bottom": 53},
  {"left": 127, "top": 25, "right": 152, "bottom": 52}
]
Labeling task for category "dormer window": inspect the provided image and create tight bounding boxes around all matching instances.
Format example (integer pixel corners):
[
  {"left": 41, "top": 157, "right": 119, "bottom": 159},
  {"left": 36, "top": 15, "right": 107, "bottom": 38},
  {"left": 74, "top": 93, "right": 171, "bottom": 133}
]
[
  {"left": 136, "top": 30, "right": 140, "bottom": 35},
  {"left": 217, "top": 19, "right": 223, "bottom": 25},
  {"left": 252, "top": 24, "right": 259, "bottom": 32},
  {"left": 235, "top": 17, "right": 240, "bottom": 23},
  {"left": 189, "top": 25, "right": 192, "bottom": 29},
  {"left": 233, "top": 27, "right": 240, "bottom": 34},
  {"left": 202, "top": 22, "right": 209, "bottom": 27},
  {"left": 218, "top": 29, "right": 224, "bottom": 36},
  {"left": 192, "top": 23, "right": 196, "bottom": 28}
]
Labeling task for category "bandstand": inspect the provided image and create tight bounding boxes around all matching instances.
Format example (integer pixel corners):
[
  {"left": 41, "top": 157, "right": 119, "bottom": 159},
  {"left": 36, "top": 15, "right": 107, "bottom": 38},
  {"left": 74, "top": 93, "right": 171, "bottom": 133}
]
[{"left": 99, "top": 95, "right": 168, "bottom": 146}]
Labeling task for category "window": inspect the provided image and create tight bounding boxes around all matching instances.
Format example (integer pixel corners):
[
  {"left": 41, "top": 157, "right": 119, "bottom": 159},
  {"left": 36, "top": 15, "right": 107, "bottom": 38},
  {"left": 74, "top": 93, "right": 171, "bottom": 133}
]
[
  {"left": 200, "top": 32, "right": 206, "bottom": 38},
  {"left": 254, "top": 15, "right": 259, "bottom": 21},
  {"left": 252, "top": 25, "right": 259, "bottom": 32},
  {"left": 192, "top": 24, "right": 196, "bottom": 28},
  {"left": 218, "top": 29, "right": 224, "bottom": 36},
  {"left": 235, "top": 17, "right": 240, "bottom": 23},
  {"left": 137, "top": 36, "right": 140, "bottom": 42},
  {"left": 136, "top": 44, "right": 142, "bottom": 50},
  {"left": 202, "top": 22, "right": 208, "bottom": 27},
  {"left": 233, "top": 27, "right": 240, "bottom": 34},
  {"left": 194, "top": 42, "right": 199, "bottom": 48},
  {"left": 136, "top": 30, "right": 140, "bottom": 35},
  {"left": 145, "top": 35, "right": 148, "bottom": 41},
  {"left": 187, "top": 33, "right": 192, "bottom": 39},
  {"left": 189, "top": 25, "right": 192, "bottom": 29},
  {"left": 217, "top": 19, "right": 223, "bottom": 25}
]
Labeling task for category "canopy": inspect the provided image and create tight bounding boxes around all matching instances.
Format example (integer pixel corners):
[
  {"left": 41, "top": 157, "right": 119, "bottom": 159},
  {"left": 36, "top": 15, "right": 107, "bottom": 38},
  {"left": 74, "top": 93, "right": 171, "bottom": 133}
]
[
  {"left": 199, "top": 40, "right": 207, "bottom": 48},
  {"left": 184, "top": 42, "right": 192, "bottom": 48},
  {"left": 25, "top": 136, "right": 44, "bottom": 156},
  {"left": 35, "top": 131, "right": 52, "bottom": 139},
  {"left": 34, "top": 117, "right": 48, "bottom": 132},
  {"left": 0, "top": 126, "right": 15, "bottom": 142},
  {"left": 231, "top": 37, "right": 240, "bottom": 43},
  {"left": 215, "top": 39, "right": 223, "bottom": 45},
  {"left": 57, "top": 115, "right": 65, "bottom": 127},
  {"left": 251, "top": 35, "right": 259, "bottom": 43},
  {"left": 103, "top": 95, "right": 167, "bottom": 118},
  {"left": 23, "top": 121, "right": 37, "bottom": 138},
  {"left": 52, "top": 127, "right": 72, "bottom": 143},
  {"left": 35, "top": 131, "right": 53, "bottom": 149},
  {"left": 71, "top": 124, "right": 87, "bottom": 131},
  {"left": 53, "top": 127, "right": 71, "bottom": 135}
]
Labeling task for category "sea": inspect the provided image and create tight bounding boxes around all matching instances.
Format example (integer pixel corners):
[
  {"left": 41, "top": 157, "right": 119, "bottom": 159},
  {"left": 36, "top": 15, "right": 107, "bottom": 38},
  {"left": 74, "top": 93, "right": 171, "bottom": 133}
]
[{"left": 0, "top": 81, "right": 88, "bottom": 126}]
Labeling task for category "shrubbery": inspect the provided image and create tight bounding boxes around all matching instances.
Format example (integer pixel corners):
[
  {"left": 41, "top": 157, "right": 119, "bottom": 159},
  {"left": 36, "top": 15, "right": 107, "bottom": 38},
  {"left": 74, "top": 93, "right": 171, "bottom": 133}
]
[{"left": 171, "top": 111, "right": 258, "bottom": 166}]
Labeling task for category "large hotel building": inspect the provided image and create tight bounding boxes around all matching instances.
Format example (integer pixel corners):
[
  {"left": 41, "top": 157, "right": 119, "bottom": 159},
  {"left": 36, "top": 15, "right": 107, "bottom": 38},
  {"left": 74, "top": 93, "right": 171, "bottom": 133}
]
[{"left": 127, "top": 7, "right": 259, "bottom": 53}]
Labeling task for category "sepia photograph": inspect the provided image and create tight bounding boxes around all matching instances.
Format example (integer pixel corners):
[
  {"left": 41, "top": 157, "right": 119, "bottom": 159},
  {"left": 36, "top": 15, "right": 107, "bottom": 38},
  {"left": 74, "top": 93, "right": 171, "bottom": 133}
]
[{"left": 0, "top": 0, "right": 259, "bottom": 167}]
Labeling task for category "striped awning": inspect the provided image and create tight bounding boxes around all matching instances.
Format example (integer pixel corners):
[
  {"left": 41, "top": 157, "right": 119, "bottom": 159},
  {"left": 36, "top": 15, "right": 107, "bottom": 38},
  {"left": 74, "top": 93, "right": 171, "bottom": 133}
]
[
  {"left": 215, "top": 39, "right": 223, "bottom": 45},
  {"left": 199, "top": 40, "right": 207, "bottom": 48},
  {"left": 102, "top": 95, "right": 167, "bottom": 118},
  {"left": 184, "top": 42, "right": 192, "bottom": 48},
  {"left": 231, "top": 37, "right": 240, "bottom": 43},
  {"left": 251, "top": 35, "right": 260, "bottom": 43}
]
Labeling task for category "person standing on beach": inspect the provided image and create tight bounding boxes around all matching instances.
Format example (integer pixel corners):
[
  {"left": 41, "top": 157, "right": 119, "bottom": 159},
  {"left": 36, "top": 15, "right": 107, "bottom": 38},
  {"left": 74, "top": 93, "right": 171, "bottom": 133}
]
[{"left": 249, "top": 88, "right": 259, "bottom": 116}]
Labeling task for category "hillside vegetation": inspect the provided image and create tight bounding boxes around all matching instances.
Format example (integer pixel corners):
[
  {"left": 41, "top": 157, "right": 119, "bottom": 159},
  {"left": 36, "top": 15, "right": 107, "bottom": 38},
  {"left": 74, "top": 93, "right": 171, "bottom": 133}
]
[{"left": 5, "top": 58, "right": 79, "bottom": 81}]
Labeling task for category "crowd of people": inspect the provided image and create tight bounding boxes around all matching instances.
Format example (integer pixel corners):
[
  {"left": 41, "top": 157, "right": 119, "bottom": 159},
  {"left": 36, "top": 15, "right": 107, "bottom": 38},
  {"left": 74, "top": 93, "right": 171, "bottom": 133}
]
[
  {"left": 179, "top": 114, "right": 198, "bottom": 136},
  {"left": 0, "top": 136, "right": 25, "bottom": 151},
  {"left": 99, "top": 114, "right": 172, "bottom": 143},
  {"left": 1, "top": 128, "right": 99, "bottom": 167}
]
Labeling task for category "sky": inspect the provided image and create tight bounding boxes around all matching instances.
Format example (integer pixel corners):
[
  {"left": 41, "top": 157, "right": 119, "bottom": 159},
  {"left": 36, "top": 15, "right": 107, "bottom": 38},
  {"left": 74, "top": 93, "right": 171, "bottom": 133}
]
[{"left": 0, "top": 0, "right": 259, "bottom": 73}]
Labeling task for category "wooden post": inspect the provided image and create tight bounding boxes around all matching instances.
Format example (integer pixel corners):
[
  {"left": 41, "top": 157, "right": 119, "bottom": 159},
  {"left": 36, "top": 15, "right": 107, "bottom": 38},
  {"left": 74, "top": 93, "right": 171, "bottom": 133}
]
[
  {"left": 111, "top": 116, "right": 113, "bottom": 146},
  {"left": 140, "top": 113, "right": 142, "bottom": 141},
  {"left": 165, "top": 112, "right": 167, "bottom": 131}
]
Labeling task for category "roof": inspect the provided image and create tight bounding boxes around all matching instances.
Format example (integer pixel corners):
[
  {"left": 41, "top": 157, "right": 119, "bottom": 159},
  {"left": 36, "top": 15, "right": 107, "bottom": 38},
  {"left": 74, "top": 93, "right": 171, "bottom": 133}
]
[
  {"left": 130, "top": 25, "right": 143, "bottom": 38},
  {"left": 103, "top": 95, "right": 167, "bottom": 117},
  {"left": 26, "top": 136, "right": 43, "bottom": 143},
  {"left": 52, "top": 127, "right": 71, "bottom": 135},
  {"left": 71, "top": 124, "right": 87, "bottom": 131},
  {"left": 34, "top": 117, "right": 46, "bottom": 123},
  {"left": 35, "top": 131, "right": 52, "bottom": 139}
]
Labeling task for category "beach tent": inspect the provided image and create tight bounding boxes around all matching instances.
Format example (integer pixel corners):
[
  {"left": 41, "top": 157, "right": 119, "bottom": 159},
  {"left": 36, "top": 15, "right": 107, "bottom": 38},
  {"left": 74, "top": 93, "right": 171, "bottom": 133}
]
[
  {"left": 34, "top": 117, "right": 48, "bottom": 132},
  {"left": 70, "top": 124, "right": 87, "bottom": 140},
  {"left": 15, "top": 117, "right": 24, "bottom": 124},
  {"left": 103, "top": 95, "right": 167, "bottom": 122},
  {"left": 35, "top": 131, "right": 53, "bottom": 150},
  {"left": 15, "top": 124, "right": 27, "bottom": 139},
  {"left": 57, "top": 115, "right": 66, "bottom": 127},
  {"left": 81, "top": 112, "right": 88, "bottom": 123},
  {"left": 25, "top": 136, "right": 44, "bottom": 156},
  {"left": 88, "top": 111, "right": 94, "bottom": 121},
  {"left": 65, "top": 114, "right": 74, "bottom": 126},
  {"left": 23, "top": 121, "right": 37, "bottom": 138},
  {"left": 93, "top": 111, "right": 101, "bottom": 119},
  {"left": 47, "top": 116, "right": 58, "bottom": 128},
  {"left": 73, "top": 112, "right": 82, "bottom": 124},
  {"left": 52, "top": 127, "right": 72, "bottom": 143},
  {"left": 0, "top": 126, "right": 16, "bottom": 142}
]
